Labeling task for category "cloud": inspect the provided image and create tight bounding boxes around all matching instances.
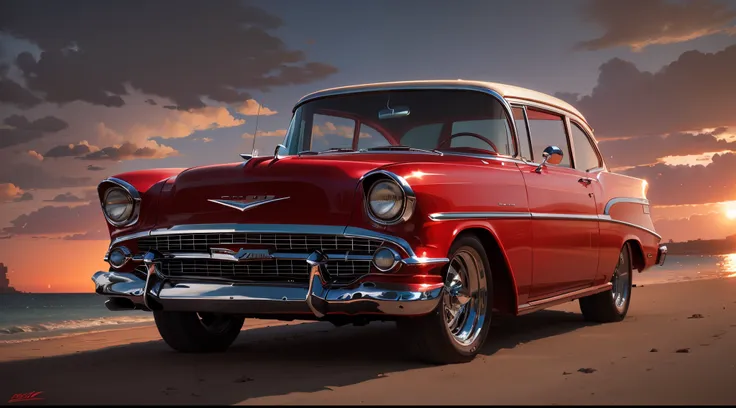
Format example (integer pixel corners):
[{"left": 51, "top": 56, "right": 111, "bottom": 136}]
[
  {"left": 0, "top": 76, "right": 41, "bottom": 108},
  {"left": 577, "top": 0, "right": 736, "bottom": 52},
  {"left": 623, "top": 152, "right": 736, "bottom": 206},
  {"left": 654, "top": 211, "right": 736, "bottom": 242},
  {"left": 14, "top": 192, "right": 32, "bottom": 202},
  {"left": 44, "top": 140, "right": 97, "bottom": 158},
  {"left": 235, "top": 100, "right": 278, "bottom": 116},
  {"left": 144, "top": 98, "right": 157, "bottom": 106},
  {"left": 3, "top": 202, "right": 105, "bottom": 237},
  {"left": 0, "top": 182, "right": 23, "bottom": 202},
  {"left": 559, "top": 45, "right": 736, "bottom": 139},
  {"left": 43, "top": 192, "right": 85, "bottom": 202},
  {"left": 86, "top": 164, "right": 104, "bottom": 171},
  {"left": 0, "top": 162, "right": 90, "bottom": 189},
  {"left": 0, "top": 114, "right": 68, "bottom": 148},
  {"left": 599, "top": 127, "right": 736, "bottom": 168},
  {"left": 241, "top": 129, "right": 287, "bottom": 140},
  {"left": 0, "top": 0, "right": 337, "bottom": 110},
  {"left": 78, "top": 140, "right": 177, "bottom": 161},
  {"left": 26, "top": 150, "right": 43, "bottom": 161}
]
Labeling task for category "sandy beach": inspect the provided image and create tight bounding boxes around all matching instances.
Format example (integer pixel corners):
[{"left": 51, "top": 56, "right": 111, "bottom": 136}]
[{"left": 1, "top": 278, "right": 735, "bottom": 405}]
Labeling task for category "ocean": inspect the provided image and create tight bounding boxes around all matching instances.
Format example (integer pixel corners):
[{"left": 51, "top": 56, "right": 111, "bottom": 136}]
[{"left": 1, "top": 254, "right": 734, "bottom": 343}]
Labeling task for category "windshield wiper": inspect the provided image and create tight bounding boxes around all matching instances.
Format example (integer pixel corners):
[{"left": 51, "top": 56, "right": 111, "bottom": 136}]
[
  {"left": 364, "top": 145, "right": 443, "bottom": 155},
  {"left": 298, "top": 147, "right": 355, "bottom": 156}
]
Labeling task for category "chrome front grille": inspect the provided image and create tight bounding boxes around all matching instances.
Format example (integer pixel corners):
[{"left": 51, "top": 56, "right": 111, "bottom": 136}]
[
  {"left": 156, "top": 259, "right": 369, "bottom": 284},
  {"left": 137, "top": 233, "right": 383, "bottom": 255},
  {"left": 135, "top": 233, "right": 383, "bottom": 284}
]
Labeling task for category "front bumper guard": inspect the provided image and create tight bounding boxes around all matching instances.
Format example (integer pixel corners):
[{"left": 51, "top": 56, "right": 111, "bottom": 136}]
[{"left": 91, "top": 250, "right": 445, "bottom": 317}]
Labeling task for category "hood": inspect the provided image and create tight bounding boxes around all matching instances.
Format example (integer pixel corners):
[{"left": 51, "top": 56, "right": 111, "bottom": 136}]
[{"left": 154, "top": 154, "right": 405, "bottom": 228}]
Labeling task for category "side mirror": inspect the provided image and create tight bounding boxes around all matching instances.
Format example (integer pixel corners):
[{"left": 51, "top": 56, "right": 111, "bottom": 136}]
[
  {"left": 535, "top": 145, "right": 563, "bottom": 173},
  {"left": 273, "top": 144, "right": 286, "bottom": 161}
]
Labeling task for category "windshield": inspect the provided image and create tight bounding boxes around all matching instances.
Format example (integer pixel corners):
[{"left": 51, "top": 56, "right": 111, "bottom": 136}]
[{"left": 281, "top": 89, "right": 516, "bottom": 157}]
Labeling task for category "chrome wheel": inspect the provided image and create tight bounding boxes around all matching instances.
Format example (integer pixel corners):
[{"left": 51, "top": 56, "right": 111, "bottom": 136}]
[
  {"left": 610, "top": 251, "right": 631, "bottom": 313},
  {"left": 443, "top": 248, "right": 488, "bottom": 346}
]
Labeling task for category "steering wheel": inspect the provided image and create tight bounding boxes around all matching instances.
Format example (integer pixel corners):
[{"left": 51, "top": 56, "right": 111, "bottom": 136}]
[{"left": 442, "top": 132, "right": 499, "bottom": 153}]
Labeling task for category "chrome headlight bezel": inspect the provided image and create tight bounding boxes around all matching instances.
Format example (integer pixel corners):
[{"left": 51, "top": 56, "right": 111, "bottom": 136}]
[
  {"left": 99, "top": 178, "right": 141, "bottom": 228},
  {"left": 363, "top": 171, "right": 416, "bottom": 226}
]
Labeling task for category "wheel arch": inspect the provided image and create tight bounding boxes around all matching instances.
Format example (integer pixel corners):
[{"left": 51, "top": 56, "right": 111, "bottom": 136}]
[
  {"left": 622, "top": 236, "right": 645, "bottom": 272},
  {"left": 453, "top": 226, "right": 519, "bottom": 316}
]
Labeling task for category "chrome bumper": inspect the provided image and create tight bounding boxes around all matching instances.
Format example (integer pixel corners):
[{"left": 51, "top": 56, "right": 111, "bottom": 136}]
[
  {"left": 91, "top": 250, "right": 444, "bottom": 317},
  {"left": 656, "top": 245, "right": 668, "bottom": 266}
]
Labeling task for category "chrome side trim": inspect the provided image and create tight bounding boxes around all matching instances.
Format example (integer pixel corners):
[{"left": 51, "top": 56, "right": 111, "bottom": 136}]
[
  {"left": 517, "top": 283, "right": 612, "bottom": 315},
  {"left": 343, "top": 226, "right": 449, "bottom": 265},
  {"left": 531, "top": 213, "right": 601, "bottom": 221},
  {"left": 98, "top": 177, "right": 142, "bottom": 228},
  {"left": 360, "top": 169, "right": 417, "bottom": 226},
  {"left": 603, "top": 197, "right": 651, "bottom": 215},
  {"left": 427, "top": 212, "right": 662, "bottom": 239},
  {"left": 429, "top": 212, "right": 531, "bottom": 221}
]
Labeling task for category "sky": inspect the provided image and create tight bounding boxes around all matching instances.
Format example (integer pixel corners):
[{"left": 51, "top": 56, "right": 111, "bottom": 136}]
[{"left": 0, "top": 0, "right": 735, "bottom": 292}]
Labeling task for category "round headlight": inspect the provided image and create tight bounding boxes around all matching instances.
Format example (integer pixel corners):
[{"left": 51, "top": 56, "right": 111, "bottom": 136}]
[
  {"left": 368, "top": 180, "right": 404, "bottom": 221},
  {"left": 104, "top": 187, "right": 134, "bottom": 224}
]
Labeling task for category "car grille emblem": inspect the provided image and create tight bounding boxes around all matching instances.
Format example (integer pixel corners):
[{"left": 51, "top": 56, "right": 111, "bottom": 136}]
[
  {"left": 210, "top": 247, "right": 274, "bottom": 262},
  {"left": 207, "top": 195, "right": 290, "bottom": 212}
]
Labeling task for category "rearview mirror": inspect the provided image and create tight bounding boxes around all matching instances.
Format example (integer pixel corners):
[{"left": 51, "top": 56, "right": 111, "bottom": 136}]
[
  {"left": 378, "top": 106, "right": 410, "bottom": 120},
  {"left": 535, "top": 145, "right": 563, "bottom": 173}
]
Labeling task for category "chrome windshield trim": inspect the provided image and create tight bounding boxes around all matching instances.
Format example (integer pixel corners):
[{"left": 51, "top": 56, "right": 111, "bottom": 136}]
[
  {"left": 293, "top": 83, "right": 519, "bottom": 158},
  {"left": 603, "top": 197, "right": 651, "bottom": 215}
]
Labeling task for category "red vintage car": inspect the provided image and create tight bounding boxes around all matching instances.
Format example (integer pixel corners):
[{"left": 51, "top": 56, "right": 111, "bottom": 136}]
[{"left": 92, "top": 80, "right": 667, "bottom": 364}]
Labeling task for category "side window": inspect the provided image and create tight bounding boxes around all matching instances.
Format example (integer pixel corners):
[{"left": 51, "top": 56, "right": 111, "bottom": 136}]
[
  {"left": 310, "top": 114, "right": 355, "bottom": 151},
  {"left": 526, "top": 107, "right": 571, "bottom": 168},
  {"left": 450, "top": 119, "right": 512, "bottom": 155},
  {"left": 512, "top": 107, "right": 532, "bottom": 161},
  {"left": 400, "top": 123, "right": 443, "bottom": 150},
  {"left": 357, "top": 124, "right": 390, "bottom": 149},
  {"left": 570, "top": 122, "right": 601, "bottom": 171}
]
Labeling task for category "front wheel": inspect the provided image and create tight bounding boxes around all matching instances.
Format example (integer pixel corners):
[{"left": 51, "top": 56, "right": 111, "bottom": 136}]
[
  {"left": 397, "top": 234, "right": 493, "bottom": 364},
  {"left": 579, "top": 242, "right": 633, "bottom": 323},
  {"left": 153, "top": 311, "right": 245, "bottom": 353}
]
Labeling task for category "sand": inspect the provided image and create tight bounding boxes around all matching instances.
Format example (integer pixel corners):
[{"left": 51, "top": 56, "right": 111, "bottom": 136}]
[{"left": 1, "top": 278, "right": 735, "bottom": 405}]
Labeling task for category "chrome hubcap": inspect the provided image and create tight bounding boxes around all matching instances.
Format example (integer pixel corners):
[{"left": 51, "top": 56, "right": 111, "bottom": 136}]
[
  {"left": 443, "top": 249, "right": 488, "bottom": 346},
  {"left": 611, "top": 251, "right": 630, "bottom": 313}
]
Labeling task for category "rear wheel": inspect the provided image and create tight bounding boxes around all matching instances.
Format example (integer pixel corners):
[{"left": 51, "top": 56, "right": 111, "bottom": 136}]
[
  {"left": 579, "top": 242, "right": 633, "bottom": 323},
  {"left": 153, "top": 311, "right": 245, "bottom": 353},
  {"left": 398, "top": 234, "right": 493, "bottom": 364}
]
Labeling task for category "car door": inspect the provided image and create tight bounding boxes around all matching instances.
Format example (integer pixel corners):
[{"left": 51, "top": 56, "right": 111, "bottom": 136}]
[{"left": 514, "top": 105, "right": 601, "bottom": 300}]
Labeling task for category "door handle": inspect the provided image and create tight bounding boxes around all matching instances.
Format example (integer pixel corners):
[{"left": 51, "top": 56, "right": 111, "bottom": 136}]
[{"left": 578, "top": 177, "right": 593, "bottom": 186}]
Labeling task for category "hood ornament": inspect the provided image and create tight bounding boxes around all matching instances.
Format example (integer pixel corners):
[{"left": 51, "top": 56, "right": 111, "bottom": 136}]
[{"left": 208, "top": 195, "right": 290, "bottom": 212}]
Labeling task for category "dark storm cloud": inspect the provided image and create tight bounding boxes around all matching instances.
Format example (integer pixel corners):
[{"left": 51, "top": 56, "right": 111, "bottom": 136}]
[
  {"left": 44, "top": 142, "right": 93, "bottom": 158},
  {"left": 0, "top": 114, "right": 68, "bottom": 148},
  {"left": 44, "top": 192, "right": 85, "bottom": 203},
  {"left": 78, "top": 141, "right": 176, "bottom": 161},
  {"left": 0, "top": 162, "right": 91, "bottom": 190},
  {"left": 0, "top": 76, "right": 42, "bottom": 108},
  {"left": 3, "top": 202, "right": 104, "bottom": 237},
  {"left": 598, "top": 128, "right": 735, "bottom": 169},
  {"left": 623, "top": 152, "right": 736, "bottom": 206},
  {"left": 577, "top": 0, "right": 736, "bottom": 51},
  {"left": 558, "top": 45, "right": 736, "bottom": 139},
  {"left": 0, "top": 0, "right": 338, "bottom": 110},
  {"left": 144, "top": 99, "right": 157, "bottom": 106}
]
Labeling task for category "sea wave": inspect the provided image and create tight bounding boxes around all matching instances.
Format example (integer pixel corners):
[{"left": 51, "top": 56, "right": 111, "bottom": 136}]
[{"left": 0, "top": 315, "right": 154, "bottom": 337}]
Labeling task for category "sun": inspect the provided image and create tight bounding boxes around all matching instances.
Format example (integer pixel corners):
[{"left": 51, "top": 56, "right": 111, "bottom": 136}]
[
  {"left": 724, "top": 202, "right": 736, "bottom": 219},
  {"left": 727, "top": 209, "right": 736, "bottom": 220}
]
